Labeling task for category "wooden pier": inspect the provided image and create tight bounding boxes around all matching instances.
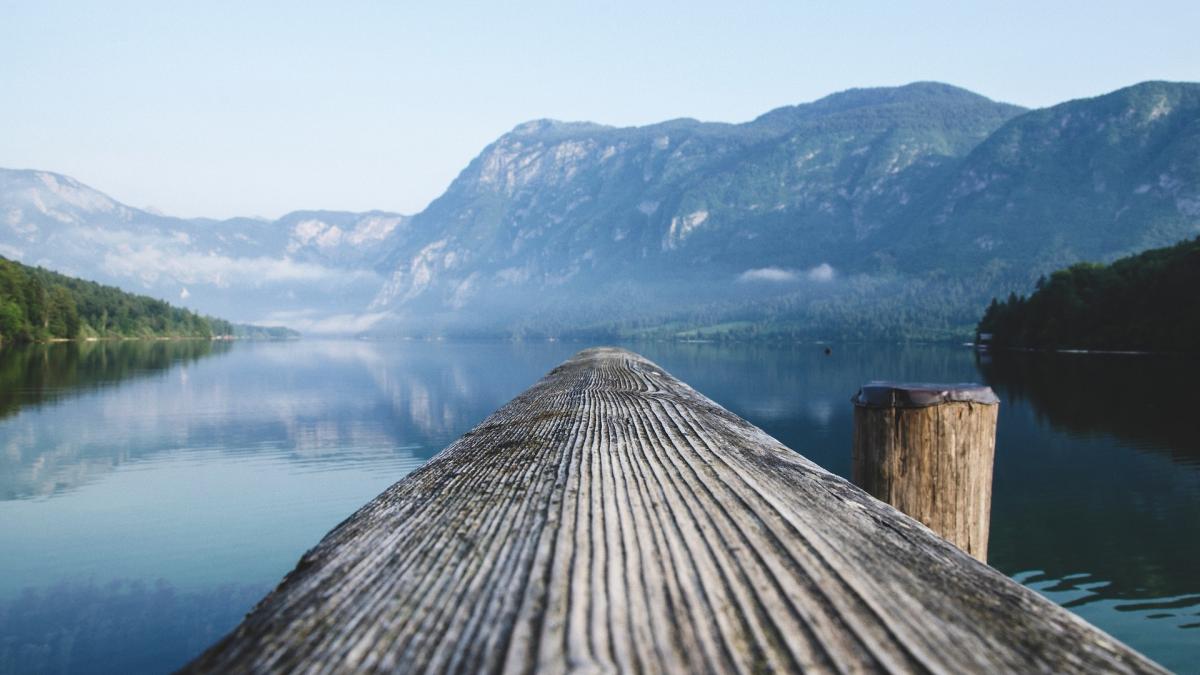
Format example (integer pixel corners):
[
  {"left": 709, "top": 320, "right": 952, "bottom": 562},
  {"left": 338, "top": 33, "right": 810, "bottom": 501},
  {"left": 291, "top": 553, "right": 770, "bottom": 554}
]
[{"left": 185, "top": 347, "right": 1164, "bottom": 674}]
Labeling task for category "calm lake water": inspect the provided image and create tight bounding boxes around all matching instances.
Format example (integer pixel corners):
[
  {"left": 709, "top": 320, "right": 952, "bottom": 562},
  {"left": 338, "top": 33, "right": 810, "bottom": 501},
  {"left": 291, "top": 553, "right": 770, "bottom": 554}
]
[{"left": 0, "top": 340, "right": 1197, "bottom": 673}]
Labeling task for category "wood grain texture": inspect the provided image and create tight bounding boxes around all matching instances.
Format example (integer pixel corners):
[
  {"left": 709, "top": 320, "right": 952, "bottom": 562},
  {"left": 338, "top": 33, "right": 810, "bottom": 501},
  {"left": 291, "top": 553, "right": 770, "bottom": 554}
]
[
  {"left": 184, "top": 347, "right": 1164, "bottom": 674},
  {"left": 852, "top": 396, "right": 998, "bottom": 562}
]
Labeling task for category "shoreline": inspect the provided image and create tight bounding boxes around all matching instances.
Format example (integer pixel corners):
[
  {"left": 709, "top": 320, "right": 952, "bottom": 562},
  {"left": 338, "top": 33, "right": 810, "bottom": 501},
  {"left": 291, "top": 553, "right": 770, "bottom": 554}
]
[
  {"left": 973, "top": 343, "right": 1197, "bottom": 357},
  {"left": 1, "top": 334, "right": 300, "bottom": 348}
]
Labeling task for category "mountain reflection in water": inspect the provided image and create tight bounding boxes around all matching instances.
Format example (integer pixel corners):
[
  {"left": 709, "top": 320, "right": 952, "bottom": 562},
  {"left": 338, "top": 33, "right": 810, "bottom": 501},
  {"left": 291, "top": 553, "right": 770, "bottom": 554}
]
[
  {"left": 0, "top": 341, "right": 1195, "bottom": 673},
  {"left": 0, "top": 340, "right": 229, "bottom": 422}
]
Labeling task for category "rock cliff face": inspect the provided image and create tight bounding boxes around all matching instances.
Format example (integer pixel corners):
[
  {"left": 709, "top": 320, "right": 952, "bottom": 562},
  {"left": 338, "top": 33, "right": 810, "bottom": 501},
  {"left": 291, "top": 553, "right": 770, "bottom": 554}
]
[
  {"left": 364, "top": 81, "right": 1200, "bottom": 338},
  {"left": 370, "top": 84, "right": 1025, "bottom": 318}
]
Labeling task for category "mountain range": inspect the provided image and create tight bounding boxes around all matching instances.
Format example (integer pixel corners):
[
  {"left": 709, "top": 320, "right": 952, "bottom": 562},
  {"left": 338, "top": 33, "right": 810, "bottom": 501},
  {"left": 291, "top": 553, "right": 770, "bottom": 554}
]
[
  {"left": 0, "top": 169, "right": 408, "bottom": 333},
  {"left": 2, "top": 80, "right": 1197, "bottom": 339}
]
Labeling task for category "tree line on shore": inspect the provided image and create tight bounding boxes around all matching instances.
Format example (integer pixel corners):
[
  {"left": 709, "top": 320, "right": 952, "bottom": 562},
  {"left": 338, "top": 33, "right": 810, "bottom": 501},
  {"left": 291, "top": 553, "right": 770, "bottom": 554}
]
[
  {"left": 977, "top": 236, "right": 1200, "bottom": 352},
  {"left": 1, "top": 255, "right": 237, "bottom": 344}
]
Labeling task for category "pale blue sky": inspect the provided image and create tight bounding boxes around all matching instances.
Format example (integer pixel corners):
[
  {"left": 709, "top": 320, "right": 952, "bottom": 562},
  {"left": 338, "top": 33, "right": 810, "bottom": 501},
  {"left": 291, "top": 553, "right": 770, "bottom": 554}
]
[{"left": 2, "top": 1, "right": 1196, "bottom": 219}]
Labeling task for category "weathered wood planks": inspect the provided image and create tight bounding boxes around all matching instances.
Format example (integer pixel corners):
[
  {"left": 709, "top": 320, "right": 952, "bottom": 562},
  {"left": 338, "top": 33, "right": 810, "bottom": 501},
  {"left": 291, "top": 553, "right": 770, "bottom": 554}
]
[{"left": 184, "top": 347, "right": 1164, "bottom": 674}]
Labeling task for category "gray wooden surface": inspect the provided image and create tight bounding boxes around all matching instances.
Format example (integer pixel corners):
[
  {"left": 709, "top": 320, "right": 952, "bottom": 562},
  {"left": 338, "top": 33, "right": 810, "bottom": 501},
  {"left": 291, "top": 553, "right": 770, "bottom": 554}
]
[{"left": 184, "top": 347, "right": 1164, "bottom": 674}]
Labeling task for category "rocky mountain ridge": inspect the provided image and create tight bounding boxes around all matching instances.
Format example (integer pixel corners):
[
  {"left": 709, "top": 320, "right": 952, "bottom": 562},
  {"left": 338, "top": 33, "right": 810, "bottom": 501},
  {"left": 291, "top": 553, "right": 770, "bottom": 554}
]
[
  {"left": 366, "top": 81, "right": 1199, "bottom": 339},
  {"left": 3, "top": 80, "right": 1197, "bottom": 339},
  {"left": 0, "top": 168, "right": 408, "bottom": 332}
]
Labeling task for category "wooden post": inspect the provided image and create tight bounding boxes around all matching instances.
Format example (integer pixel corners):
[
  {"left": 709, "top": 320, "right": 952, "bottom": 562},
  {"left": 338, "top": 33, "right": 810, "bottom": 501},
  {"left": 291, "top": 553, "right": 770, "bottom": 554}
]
[{"left": 852, "top": 382, "right": 999, "bottom": 562}]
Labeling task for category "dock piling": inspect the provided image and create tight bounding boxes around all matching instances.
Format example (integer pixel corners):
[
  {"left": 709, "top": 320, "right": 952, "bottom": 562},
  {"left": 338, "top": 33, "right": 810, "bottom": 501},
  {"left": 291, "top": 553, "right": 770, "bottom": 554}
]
[{"left": 852, "top": 382, "right": 999, "bottom": 562}]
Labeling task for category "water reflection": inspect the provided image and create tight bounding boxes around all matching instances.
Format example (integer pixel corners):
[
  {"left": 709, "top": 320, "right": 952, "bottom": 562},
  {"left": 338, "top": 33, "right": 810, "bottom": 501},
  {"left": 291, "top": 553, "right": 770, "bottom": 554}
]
[
  {"left": 0, "top": 341, "right": 1196, "bottom": 672},
  {"left": 974, "top": 350, "right": 1200, "bottom": 671},
  {"left": 0, "top": 341, "right": 229, "bottom": 500},
  {"left": 0, "top": 339, "right": 583, "bottom": 675},
  {"left": 0, "top": 340, "right": 227, "bottom": 421},
  {"left": 978, "top": 350, "right": 1200, "bottom": 468},
  {"left": 0, "top": 340, "right": 579, "bottom": 500}
]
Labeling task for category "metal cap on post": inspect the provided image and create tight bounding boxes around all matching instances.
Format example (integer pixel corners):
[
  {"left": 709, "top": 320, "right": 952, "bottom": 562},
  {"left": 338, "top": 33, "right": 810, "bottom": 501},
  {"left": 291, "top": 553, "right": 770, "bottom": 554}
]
[{"left": 852, "top": 382, "right": 999, "bottom": 562}]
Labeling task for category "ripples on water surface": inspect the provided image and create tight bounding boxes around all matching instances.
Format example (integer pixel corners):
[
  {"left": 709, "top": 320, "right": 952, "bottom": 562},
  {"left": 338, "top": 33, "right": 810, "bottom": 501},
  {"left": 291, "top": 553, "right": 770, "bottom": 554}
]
[{"left": 0, "top": 340, "right": 1196, "bottom": 673}]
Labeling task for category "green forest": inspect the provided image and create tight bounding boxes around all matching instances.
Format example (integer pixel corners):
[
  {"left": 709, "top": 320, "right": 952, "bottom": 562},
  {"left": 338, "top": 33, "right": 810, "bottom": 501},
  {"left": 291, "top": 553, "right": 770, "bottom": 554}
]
[
  {"left": 0, "top": 255, "right": 270, "bottom": 344},
  {"left": 977, "top": 236, "right": 1200, "bottom": 352}
]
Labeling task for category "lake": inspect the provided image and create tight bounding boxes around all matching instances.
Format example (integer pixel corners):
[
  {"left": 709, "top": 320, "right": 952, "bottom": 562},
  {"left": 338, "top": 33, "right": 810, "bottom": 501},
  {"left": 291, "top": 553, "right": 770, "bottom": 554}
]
[{"left": 0, "top": 340, "right": 1197, "bottom": 673}]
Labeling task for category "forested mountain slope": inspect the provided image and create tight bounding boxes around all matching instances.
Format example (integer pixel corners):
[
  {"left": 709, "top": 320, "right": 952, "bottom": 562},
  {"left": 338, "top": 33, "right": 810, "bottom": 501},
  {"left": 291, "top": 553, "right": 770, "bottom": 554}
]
[
  {"left": 366, "top": 81, "right": 1200, "bottom": 339},
  {"left": 1, "top": 255, "right": 242, "bottom": 344}
]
